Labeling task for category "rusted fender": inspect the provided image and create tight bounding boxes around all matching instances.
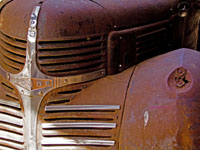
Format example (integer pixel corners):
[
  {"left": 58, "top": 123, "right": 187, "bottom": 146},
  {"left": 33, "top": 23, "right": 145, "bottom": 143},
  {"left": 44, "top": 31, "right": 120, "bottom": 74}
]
[{"left": 120, "top": 48, "right": 200, "bottom": 150}]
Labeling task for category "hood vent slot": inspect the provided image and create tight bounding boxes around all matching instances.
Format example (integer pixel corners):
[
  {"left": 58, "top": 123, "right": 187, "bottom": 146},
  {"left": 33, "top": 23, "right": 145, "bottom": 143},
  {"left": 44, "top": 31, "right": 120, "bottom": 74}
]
[
  {"left": 0, "top": 76, "right": 24, "bottom": 150},
  {"left": 38, "top": 84, "right": 119, "bottom": 150},
  {"left": 135, "top": 21, "right": 170, "bottom": 62},
  {"left": 37, "top": 34, "right": 107, "bottom": 77},
  {"left": 107, "top": 19, "right": 172, "bottom": 74},
  {"left": 0, "top": 32, "right": 26, "bottom": 74}
]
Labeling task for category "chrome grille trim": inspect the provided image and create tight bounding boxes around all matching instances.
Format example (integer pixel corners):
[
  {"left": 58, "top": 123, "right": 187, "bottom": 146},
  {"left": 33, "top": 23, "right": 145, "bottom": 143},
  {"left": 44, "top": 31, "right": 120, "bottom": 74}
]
[
  {"left": 0, "top": 113, "right": 23, "bottom": 126},
  {"left": 0, "top": 98, "right": 21, "bottom": 109},
  {"left": 0, "top": 140, "right": 24, "bottom": 150},
  {"left": 0, "top": 104, "right": 22, "bottom": 117},
  {"left": 42, "top": 122, "right": 117, "bottom": 129},
  {"left": 40, "top": 146, "right": 85, "bottom": 150},
  {"left": 41, "top": 138, "right": 115, "bottom": 146},
  {"left": 45, "top": 105, "right": 120, "bottom": 112},
  {"left": 0, "top": 130, "right": 24, "bottom": 143},
  {"left": 0, "top": 123, "right": 23, "bottom": 134}
]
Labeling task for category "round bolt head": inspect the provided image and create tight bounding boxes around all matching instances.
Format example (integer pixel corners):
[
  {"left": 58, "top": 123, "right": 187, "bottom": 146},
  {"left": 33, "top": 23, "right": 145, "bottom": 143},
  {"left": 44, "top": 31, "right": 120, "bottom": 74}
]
[{"left": 39, "top": 91, "right": 43, "bottom": 95}]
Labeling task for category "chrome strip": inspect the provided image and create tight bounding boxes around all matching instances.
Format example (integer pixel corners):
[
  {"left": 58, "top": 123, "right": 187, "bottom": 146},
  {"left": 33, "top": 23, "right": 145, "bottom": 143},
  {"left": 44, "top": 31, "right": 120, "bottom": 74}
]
[
  {"left": 0, "top": 98, "right": 21, "bottom": 109},
  {"left": 28, "top": 6, "right": 40, "bottom": 43},
  {"left": 9, "top": 6, "right": 42, "bottom": 96},
  {"left": 0, "top": 113, "right": 23, "bottom": 126},
  {"left": 41, "top": 146, "right": 87, "bottom": 150},
  {"left": 8, "top": 6, "right": 42, "bottom": 150},
  {"left": 41, "top": 138, "right": 115, "bottom": 146},
  {"left": 45, "top": 105, "right": 120, "bottom": 112},
  {"left": 42, "top": 122, "right": 116, "bottom": 129},
  {"left": 0, "top": 130, "right": 24, "bottom": 143}
]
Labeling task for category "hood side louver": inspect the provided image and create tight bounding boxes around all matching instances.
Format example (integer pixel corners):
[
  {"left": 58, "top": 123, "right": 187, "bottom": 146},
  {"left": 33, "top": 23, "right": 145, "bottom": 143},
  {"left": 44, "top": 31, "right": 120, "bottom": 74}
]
[
  {"left": 107, "top": 19, "right": 173, "bottom": 74},
  {"left": 38, "top": 83, "right": 119, "bottom": 150}
]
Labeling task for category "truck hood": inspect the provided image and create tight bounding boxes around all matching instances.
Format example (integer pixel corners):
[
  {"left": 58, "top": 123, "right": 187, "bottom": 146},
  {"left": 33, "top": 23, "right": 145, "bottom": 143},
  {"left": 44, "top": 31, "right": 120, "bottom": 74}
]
[{"left": 93, "top": 0, "right": 180, "bottom": 29}]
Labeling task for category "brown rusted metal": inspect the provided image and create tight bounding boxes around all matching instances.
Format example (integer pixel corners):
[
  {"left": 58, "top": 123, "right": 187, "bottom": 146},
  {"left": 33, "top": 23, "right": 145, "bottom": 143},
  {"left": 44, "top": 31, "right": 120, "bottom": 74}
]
[
  {"left": 2, "top": 0, "right": 198, "bottom": 76},
  {"left": 0, "top": 0, "right": 12, "bottom": 11},
  {"left": 37, "top": 67, "right": 134, "bottom": 149},
  {"left": 107, "top": 18, "right": 173, "bottom": 74},
  {"left": 0, "top": 32, "right": 26, "bottom": 74},
  {"left": 0, "top": 0, "right": 200, "bottom": 149},
  {"left": 120, "top": 48, "right": 200, "bottom": 150},
  {"left": 92, "top": 0, "right": 179, "bottom": 29},
  {"left": 36, "top": 0, "right": 112, "bottom": 77}
]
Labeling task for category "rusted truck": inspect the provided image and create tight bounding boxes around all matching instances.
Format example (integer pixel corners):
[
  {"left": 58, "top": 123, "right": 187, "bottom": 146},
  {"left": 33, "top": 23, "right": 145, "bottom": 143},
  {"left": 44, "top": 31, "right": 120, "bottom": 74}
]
[{"left": 0, "top": 0, "right": 200, "bottom": 149}]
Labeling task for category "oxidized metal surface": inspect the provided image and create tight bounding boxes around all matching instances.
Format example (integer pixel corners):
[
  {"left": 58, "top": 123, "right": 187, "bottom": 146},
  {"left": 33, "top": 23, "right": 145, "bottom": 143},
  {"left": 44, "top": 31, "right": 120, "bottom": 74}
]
[
  {"left": 120, "top": 48, "right": 200, "bottom": 150},
  {"left": 0, "top": 30, "right": 27, "bottom": 74},
  {"left": 0, "top": 0, "right": 199, "bottom": 149},
  {"left": 107, "top": 18, "right": 173, "bottom": 74},
  {"left": 0, "top": 0, "right": 37, "bottom": 39},
  {"left": 2, "top": 0, "right": 199, "bottom": 76},
  {"left": 36, "top": 0, "right": 111, "bottom": 77},
  {"left": 0, "top": 3, "right": 106, "bottom": 149},
  {"left": 37, "top": 67, "right": 134, "bottom": 150},
  {"left": 92, "top": 0, "right": 180, "bottom": 29},
  {"left": 0, "top": 0, "right": 13, "bottom": 11}
]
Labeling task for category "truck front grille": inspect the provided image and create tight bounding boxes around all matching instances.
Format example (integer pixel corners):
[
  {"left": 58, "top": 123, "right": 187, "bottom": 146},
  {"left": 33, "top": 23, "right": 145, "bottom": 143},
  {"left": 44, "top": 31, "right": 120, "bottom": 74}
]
[
  {"left": 38, "top": 83, "right": 119, "bottom": 150},
  {"left": 0, "top": 32, "right": 26, "bottom": 74},
  {"left": 37, "top": 34, "right": 107, "bottom": 77},
  {"left": 0, "top": 75, "right": 24, "bottom": 150}
]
